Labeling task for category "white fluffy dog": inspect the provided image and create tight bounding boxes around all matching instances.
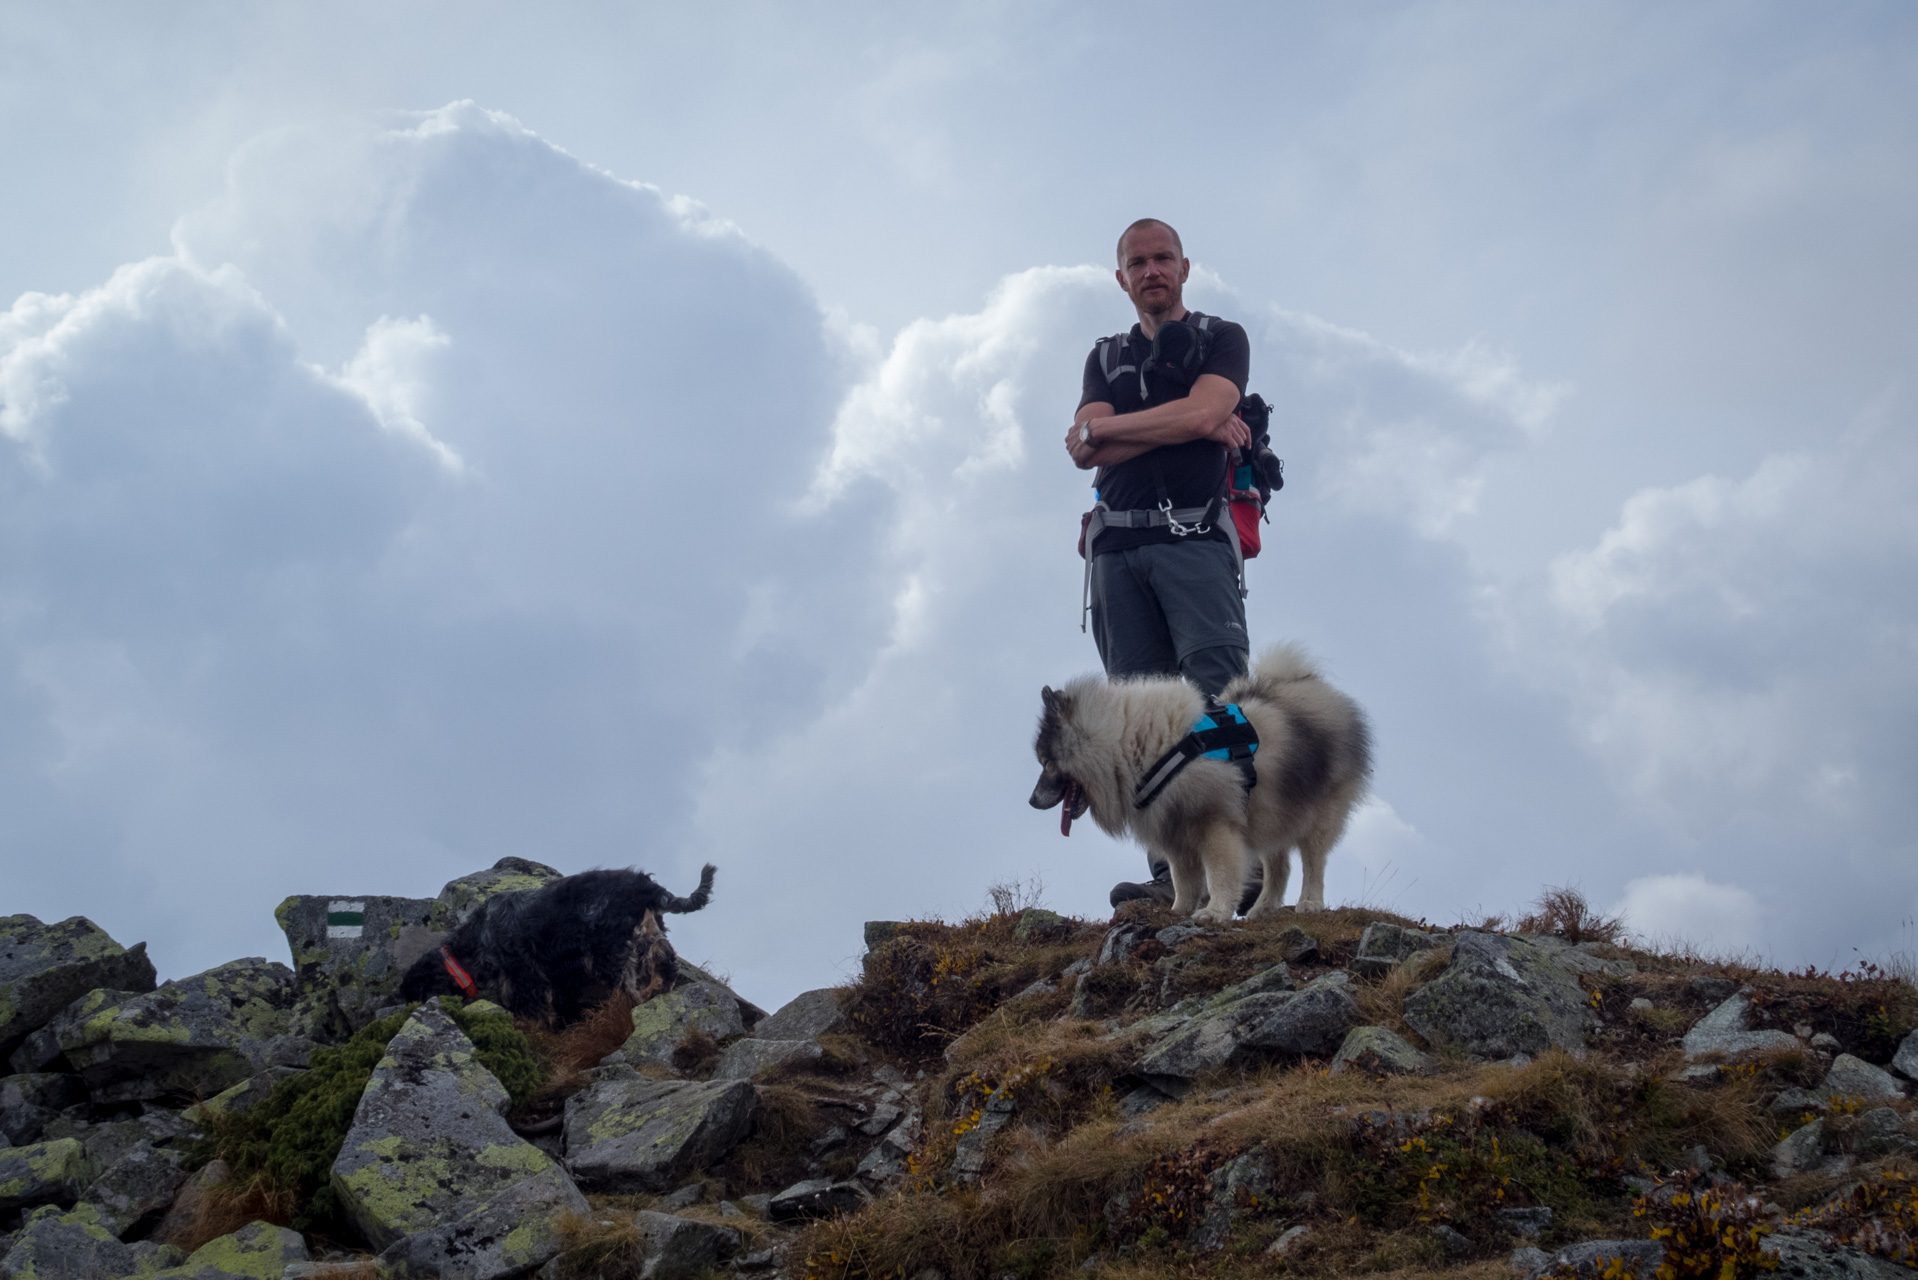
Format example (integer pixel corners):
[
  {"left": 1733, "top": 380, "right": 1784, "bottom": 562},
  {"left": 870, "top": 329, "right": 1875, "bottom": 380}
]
[{"left": 1029, "top": 646, "right": 1372, "bottom": 925}]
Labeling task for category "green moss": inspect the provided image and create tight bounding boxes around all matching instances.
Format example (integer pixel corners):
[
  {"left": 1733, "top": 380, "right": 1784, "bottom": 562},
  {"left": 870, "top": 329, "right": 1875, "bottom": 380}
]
[
  {"left": 164, "top": 1223, "right": 295, "bottom": 1279},
  {"left": 205, "top": 1005, "right": 417, "bottom": 1233},
  {"left": 206, "top": 999, "right": 550, "bottom": 1233},
  {"left": 442, "top": 997, "right": 543, "bottom": 1108}
]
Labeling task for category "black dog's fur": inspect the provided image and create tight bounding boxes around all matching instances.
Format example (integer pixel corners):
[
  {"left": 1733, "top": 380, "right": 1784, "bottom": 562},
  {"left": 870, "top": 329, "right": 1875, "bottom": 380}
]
[{"left": 399, "top": 865, "right": 716, "bottom": 1025}]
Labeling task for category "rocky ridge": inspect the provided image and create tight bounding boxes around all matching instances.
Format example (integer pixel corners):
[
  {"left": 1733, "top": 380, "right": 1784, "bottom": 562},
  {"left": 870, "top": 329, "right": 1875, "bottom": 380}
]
[{"left": 1, "top": 876, "right": 1915, "bottom": 1280}]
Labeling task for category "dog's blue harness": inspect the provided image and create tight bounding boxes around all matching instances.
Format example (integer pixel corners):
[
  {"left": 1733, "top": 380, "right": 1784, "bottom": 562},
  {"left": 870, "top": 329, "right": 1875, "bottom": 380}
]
[{"left": 1133, "top": 696, "right": 1260, "bottom": 809}]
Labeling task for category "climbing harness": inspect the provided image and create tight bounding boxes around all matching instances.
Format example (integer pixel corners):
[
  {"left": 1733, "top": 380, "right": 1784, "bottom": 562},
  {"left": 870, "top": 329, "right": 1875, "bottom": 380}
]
[
  {"left": 1133, "top": 696, "right": 1260, "bottom": 809},
  {"left": 1078, "top": 314, "right": 1283, "bottom": 630}
]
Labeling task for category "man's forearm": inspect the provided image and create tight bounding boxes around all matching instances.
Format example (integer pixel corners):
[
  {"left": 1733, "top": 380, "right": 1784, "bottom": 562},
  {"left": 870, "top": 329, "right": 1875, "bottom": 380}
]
[{"left": 1076, "top": 396, "right": 1225, "bottom": 449}]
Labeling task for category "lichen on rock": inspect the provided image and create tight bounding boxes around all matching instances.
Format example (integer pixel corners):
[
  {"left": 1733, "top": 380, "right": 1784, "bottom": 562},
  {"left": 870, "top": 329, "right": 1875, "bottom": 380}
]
[{"left": 329, "top": 1000, "right": 583, "bottom": 1278}]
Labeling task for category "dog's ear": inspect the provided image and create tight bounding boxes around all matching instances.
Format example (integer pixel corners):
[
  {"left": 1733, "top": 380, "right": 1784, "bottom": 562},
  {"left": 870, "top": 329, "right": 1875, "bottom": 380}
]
[{"left": 1041, "top": 686, "right": 1073, "bottom": 717}]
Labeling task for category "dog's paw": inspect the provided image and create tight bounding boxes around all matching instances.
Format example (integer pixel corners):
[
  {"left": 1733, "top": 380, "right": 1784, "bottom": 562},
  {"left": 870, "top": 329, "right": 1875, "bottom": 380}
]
[
  {"left": 1296, "top": 897, "right": 1325, "bottom": 913},
  {"left": 1191, "top": 904, "right": 1234, "bottom": 927}
]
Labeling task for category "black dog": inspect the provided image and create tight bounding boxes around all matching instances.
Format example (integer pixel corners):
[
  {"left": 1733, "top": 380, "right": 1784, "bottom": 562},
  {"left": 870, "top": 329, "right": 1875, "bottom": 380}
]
[{"left": 399, "top": 865, "right": 715, "bottom": 1025}]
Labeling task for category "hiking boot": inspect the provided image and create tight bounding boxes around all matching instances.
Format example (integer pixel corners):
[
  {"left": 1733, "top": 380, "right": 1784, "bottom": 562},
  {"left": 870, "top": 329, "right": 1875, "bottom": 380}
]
[{"left": 1110, "top": 875, "right": 1175, "bottom": 909}]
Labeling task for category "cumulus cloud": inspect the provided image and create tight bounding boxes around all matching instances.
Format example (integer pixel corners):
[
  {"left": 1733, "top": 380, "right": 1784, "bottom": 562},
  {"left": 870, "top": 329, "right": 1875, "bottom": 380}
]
[
  {"left": 2, "top": 103, "right": 879, "bottom": 986},
  {"left": 1613, "top": 873, "right": 1763, "bottom": 956},
  {"left": 5, "top": 95, "right": 1910, "bottom": 1009}
]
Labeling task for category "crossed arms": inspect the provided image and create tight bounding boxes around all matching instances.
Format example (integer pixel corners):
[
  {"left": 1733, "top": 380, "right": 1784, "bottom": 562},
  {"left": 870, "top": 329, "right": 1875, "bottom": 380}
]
[{"left": 1064, "top": 372, "right": 1250, "bottom": 470}]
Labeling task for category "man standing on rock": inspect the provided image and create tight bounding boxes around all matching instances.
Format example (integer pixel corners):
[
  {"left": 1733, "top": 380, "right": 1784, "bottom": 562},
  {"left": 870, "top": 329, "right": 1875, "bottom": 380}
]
[{"left": 1065, "top": 218, "right": 1258, "bottom": 909}]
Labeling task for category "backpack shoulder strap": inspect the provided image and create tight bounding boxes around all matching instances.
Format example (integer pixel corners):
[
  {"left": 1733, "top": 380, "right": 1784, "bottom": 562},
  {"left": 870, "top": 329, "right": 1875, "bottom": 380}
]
[{"left": 1096, "top": 333, "right": 1135, "bottom": 385}]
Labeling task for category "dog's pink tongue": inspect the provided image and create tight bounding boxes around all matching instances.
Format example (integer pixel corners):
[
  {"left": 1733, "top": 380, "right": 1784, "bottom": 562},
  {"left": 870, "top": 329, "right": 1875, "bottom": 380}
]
[{"left": 1060, "top": 782, "right": 1077, "bottom": 837}]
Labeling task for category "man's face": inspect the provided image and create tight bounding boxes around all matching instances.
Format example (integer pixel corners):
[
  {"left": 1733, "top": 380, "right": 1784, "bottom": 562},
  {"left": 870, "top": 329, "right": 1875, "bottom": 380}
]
[{"left": 1115, "top": 224, "right": 1189, "bottom": 318}]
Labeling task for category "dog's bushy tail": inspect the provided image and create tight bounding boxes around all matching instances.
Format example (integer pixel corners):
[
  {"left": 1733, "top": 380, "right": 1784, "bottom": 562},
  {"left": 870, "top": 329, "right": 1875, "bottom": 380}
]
[
  {"left": 1224, "top": 643, "right": 1320, "bottom": 703},
  {"left": 661, "top": 863, "right": 717, "bottom": 914}
]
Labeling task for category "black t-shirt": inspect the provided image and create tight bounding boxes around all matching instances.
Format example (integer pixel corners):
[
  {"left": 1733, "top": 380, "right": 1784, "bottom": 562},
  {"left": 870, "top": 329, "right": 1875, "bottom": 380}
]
[{"left": 1078, "top": 312, "right": 1250, "bottom": 551}]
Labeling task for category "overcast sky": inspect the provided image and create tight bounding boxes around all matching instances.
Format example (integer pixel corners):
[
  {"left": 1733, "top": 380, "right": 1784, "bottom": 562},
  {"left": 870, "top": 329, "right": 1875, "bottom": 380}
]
[{"left": 3, "top": 3, "right": 1914, "bottom": 1010}]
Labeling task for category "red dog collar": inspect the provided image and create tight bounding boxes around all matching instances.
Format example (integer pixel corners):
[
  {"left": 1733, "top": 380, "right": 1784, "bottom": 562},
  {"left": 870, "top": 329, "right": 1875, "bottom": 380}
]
[{"left": 439, "top": 946, "right": 479, "bottom": 1000}]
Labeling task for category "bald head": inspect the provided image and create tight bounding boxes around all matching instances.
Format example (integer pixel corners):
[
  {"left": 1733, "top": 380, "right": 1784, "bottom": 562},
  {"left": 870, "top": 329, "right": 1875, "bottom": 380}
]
[{"left": 1117, "top": 218, "right": 1183, "bottom": 264}]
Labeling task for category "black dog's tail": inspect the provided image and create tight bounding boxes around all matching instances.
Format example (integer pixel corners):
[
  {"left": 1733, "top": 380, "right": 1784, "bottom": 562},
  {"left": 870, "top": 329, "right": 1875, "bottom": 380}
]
[{"left": 661, "top": 863, "right": 716, "bottom": 914}]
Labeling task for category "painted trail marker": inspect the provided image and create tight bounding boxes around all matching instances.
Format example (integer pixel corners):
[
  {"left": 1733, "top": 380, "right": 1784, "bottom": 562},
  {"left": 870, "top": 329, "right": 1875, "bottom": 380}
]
[{"left": 327, "top": 901, "right": 366, "bottom": 940}]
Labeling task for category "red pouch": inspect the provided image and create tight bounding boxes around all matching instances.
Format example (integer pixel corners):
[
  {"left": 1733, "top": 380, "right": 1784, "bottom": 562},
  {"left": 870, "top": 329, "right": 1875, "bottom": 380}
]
[{"left": 1230, "top": 493, "right": 1263, "bottom": 559}]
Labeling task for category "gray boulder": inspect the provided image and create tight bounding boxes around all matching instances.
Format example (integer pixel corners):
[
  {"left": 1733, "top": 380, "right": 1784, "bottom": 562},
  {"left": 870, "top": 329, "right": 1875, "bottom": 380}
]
[
  {"left": 1517, "top": 935, "right": 1637, "bottom": 977},
  {"left": 436, "top": 856, "right": 564, "bottom": 925},
  {"left": 56, "top": 958, "right": 297, "bottom": 1103},
  {"left": 1402, "top": 932, "right": 1593, "bottom": 1059},
  {"left": 603, "top": 981, "right": 746, "bottom": 1068},
  {"left": 1773, "top": 1117, "right": 1826, "bottom": 1179},
  {"left": 1273, "top": 927, "right": 1319, "bottom": 964},
  {"left": 0, "top": 1202, "right": 182, "bottom": 1280},
  {"left": 1097, "top": 922, "right": 1154, "bottom": 966},
  {"left": 563, "top": 1074, "right": 756, "bottom": 1193},
  {"left": 630, "top": 1210, "right": 743, "bottom": 1280},
  {"left": 674, "top": 963, "right": 768, "bottom": 1030},
  {"left": 1012, "top": 909, "right": 1070, "bottom": 943},
  {"left": 1350, "top": 922, "right": 1441, "bottom": 978},
  {"left": 1134, "top": 972, "right": 1359, "bottom": 1093},
  {"left": 1819, "top": 1053, "right": 1905, "bottom": 1101},
  {"left": 0, "top": 915, "right": 157, "bottom": 1062},
  {"left": 43, "top": 1109, "right": 197, "bottom": 1174},
  {"left": 1854, "top": 1106, "right": 1917, "bottom": 1158},
  {"left": 0, "top": 1075, "right": 86, "bottom": 1147},
  {"left": 146, "top": 1220, "right": 308, "bottom": 1279},
  {"left": 82, "top": 1140, "right": 191, "bottom": 1238},
  {"left": 1328, "top": 1026, "right": 1436, "bottom": 1076},
  {"left": 9, "top": 987, "right": 142, "bottom": 1075},
  {"left": 855, "top": 1107, "right": 921, "bottom": 1188},
  {"left": 182, "top": 1066, "right": 304, "bottom": 1123},
  {"left": 1517, "top": 1239, "right": 1664, "bottom": 1278},
  {"left": 331, "top": 1001, "right": 585, "bottom": 1279},
  {"left": 712, "top": 1038, "right": 822, "bottom": 1081},
  {"left": 275, "top": 891, "right": 445, "bottom": 1038},
  {"left": 769, "top": 1178, "right": 869, "bottom": 1222},
  {"left": 1191, "top": 1148, "right": 1274, "bottom": 1251},
  {"left": 949, "top": 1087, "right": 1016, "bottom": 1182},
  {"left": 753, "top": 988, "right": 845, "bottom": 1042},
  {"left": 1498, "top": 1206, "right": 1553, "bottom": 1237},
  {"left": 1679, "top": 989, "right": 1800, "bottom": 1060},
  {"left": 1893, "top": 1029, "right": 1918, "bottom": 1081},
  {"left": 1766, "top": 1227, "right": 1916, "bottom": 1279},
  {"left": 0, "top": 1138, "right": 94, "bottom": 1213}
]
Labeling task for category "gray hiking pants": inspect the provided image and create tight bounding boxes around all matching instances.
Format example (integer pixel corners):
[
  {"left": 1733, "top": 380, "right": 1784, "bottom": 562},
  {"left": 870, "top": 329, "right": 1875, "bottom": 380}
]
[
  {"left": 1089, "top": 538, "right": 1249, "bottom": 697},
  {"left": 1089, "top": 537, "right": 1252, "bottom": 885}
]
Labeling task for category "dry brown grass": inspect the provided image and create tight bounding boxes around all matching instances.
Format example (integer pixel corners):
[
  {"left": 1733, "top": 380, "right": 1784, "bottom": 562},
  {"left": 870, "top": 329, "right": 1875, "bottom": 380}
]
[
  {"left": 1352, "top": 946, "right": 1451, "bottom": 1041},
  {"left": 550, "top": 1208, "right": 649, "bottom": 1280},
  {"left": 1514, "top": 886, "right": 1625, "bottom": 946},
  {"left": 153, "top": 1170, "right": 297, "bottom": 1252},
  {"left": 535, "top": 992, "right": 637, "bottom": 1073},
  {"left": 713, "top": 1084, "right": 834, "bottom": 1191},
  {"left": 798, "top": 1042, "right": 1800, "bottom": 1280}
]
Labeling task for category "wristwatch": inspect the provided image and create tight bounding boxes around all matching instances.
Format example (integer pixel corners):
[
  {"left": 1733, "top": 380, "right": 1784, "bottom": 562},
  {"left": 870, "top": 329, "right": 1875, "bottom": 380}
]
[{"left": 1078, "top": 421, "right": 1094, "bottom": 447}]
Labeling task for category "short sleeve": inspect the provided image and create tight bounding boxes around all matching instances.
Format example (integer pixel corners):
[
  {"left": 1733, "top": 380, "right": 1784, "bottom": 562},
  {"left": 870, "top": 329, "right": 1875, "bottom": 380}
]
[
  {"left": 1202, "top": 321, "right": 1251, "bottom": 395},
  {"left": 1080, "top": 343, "right": 1114, "bottom": 410}
]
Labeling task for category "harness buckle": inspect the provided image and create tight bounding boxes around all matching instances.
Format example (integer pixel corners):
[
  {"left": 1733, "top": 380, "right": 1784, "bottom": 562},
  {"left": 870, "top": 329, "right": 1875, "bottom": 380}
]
[{"left": 1159, "top": 498, "right": 1210, "bottom": 537}]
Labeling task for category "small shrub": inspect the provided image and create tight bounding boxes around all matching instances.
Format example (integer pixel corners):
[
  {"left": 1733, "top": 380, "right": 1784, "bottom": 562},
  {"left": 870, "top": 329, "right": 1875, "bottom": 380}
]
[
  {"left": 986, "top": 876, "right": 1046, "bottom": 917},
  {"left": 1632, "top": 1172, "right": 1778, "bottom": 1278},
  {"left": 842, "top": 931, "right": 1001, "bottom": 1056},
  {"left": 207, "top": 999, "right": 548, "bottom": 1234},
  {"left": 1517, "top": 886, "right": 1625, "bottom": 947},
  {"left": 206, "top": 1005, "right": 417, "bottom": 1232},
  {"left": 1790, "top": 1168, "right": 1918, "bottom": 1265},
  {"left": 442, "top": 997, "right": 544, "bottom": 1108}
]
